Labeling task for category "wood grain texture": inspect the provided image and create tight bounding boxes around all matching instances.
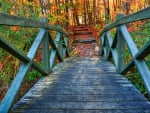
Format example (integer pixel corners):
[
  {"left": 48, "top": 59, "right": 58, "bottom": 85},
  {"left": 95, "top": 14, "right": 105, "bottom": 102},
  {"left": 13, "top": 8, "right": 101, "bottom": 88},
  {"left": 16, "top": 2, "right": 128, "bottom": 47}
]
[{"left": 10, "top": 57, "right": 150, "bottom": 113}]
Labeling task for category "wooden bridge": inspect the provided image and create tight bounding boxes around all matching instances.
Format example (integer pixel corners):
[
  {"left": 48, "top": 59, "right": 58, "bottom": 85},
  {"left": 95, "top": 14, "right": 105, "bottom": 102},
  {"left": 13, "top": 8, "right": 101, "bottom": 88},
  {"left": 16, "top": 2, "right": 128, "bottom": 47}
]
[{"left": 0, "top": 7, "right": 150, "bottom": 113}]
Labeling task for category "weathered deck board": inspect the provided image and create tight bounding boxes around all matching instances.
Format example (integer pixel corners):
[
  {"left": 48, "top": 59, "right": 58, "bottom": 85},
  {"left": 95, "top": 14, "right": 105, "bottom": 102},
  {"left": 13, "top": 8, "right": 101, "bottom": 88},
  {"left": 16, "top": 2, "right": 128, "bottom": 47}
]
[{"left": 11, "top": 57, "right": 150, "bottom": 113}]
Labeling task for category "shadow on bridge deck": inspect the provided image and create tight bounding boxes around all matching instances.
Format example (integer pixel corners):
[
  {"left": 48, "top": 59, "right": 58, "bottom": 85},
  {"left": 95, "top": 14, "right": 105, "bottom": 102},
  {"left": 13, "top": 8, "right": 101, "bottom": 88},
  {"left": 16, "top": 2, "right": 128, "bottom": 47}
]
[{"left": 11, "top": 57, "right": 150, "bottom": 113}]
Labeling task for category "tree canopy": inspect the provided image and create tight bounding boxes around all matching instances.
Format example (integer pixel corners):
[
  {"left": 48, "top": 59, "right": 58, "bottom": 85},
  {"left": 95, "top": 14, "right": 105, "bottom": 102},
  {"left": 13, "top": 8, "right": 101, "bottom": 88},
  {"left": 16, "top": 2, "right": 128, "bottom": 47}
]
[{"left": 0, "top": 0, "right": 150, "bottom": 28}]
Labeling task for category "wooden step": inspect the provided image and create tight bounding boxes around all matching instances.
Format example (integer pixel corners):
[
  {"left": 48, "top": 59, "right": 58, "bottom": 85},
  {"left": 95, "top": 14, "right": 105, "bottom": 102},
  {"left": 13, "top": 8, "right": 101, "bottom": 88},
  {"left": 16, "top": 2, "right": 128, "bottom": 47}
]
[
  {"left": 73, "top": 38, "right": 96, "bottom": 43},
  {"left": 74, "top": 31, "right": 93, "bottom": 35},
  {"left": 73, "top": 26, "right": 90, "bottom": 32},
  {"left": 74, "top": 28, "right": 89, "bottom": 31}
]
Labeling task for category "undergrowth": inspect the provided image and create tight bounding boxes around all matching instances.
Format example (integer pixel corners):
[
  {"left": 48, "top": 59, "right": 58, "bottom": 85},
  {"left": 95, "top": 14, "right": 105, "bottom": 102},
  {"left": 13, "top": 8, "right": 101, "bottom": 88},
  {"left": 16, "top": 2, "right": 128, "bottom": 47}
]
[{"left": 125, "top": 20, "right": 150, "bottom": 100}]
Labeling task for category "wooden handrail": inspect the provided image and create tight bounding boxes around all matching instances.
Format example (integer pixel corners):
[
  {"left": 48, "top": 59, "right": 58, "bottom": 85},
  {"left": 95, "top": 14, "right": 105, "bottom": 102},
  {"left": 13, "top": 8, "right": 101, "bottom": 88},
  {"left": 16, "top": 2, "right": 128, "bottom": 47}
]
[
  {"left": 0, "top": 13, "right": 69, "bottom": 36},
  {"left": 100, "top": 7, "right": 150, "bottom": 95},
  {"left": 0, "top": 15, "right": 70, "bottom": 113},
  {"left": 101, "top": 7, "right": 150, "bottom": 35}
]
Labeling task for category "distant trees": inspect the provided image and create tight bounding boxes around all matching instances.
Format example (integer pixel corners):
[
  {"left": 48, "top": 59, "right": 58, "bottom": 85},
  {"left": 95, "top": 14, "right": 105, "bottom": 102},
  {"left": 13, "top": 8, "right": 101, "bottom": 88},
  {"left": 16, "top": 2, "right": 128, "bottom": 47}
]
[{"left": 0, "top": 0, "right": 149, "bottom": 26}]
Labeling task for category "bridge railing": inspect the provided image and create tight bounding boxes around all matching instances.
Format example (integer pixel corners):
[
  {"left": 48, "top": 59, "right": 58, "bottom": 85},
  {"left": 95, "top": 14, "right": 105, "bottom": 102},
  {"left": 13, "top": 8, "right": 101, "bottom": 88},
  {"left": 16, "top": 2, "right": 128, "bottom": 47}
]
[
  {"left": 0, "top": 13, "right": 69, "bottom": 113},
  {"left": 100, "top": 7, "right": 150, "bottom": 94}
]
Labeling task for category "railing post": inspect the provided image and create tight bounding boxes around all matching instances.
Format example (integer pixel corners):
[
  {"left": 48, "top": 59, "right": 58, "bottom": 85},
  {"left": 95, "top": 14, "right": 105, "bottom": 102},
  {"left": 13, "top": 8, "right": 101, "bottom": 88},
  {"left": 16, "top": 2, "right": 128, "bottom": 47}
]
[
  {"left": 105, "top": 31, "right": 110, "bottom": 59},
  {"left": 65, "top": 35, "right": 70, "bottom": 57},
  {"left": 117, "top": 14, "right": 125, "bottom": 73},
  {"left": 57, "top": 26, "right": 64, "bottom": 60},
  {"left": 41, "top": 18, "right": 50, "bottom": 73},
  {"left": 100, "top": 35, "right": 104, "bottom": 56},
  {"left": 60, "top": 34, "right": 64, "bottom": 59}
]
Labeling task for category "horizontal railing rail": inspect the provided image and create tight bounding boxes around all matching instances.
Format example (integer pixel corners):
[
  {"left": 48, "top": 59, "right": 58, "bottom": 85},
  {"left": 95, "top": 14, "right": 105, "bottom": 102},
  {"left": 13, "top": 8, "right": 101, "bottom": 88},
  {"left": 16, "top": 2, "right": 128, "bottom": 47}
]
[
  {"left": 0, "top": 13, "right": 69, "bottom": 36},
  {"left": 0, "top": 14, "right": 69, "bottom": 113},
  {"left": 100, "top": 7, "right": 150, "bottom": 95},
  {"left": 101, "top": 7, "right": 150, "bottom": 34}
]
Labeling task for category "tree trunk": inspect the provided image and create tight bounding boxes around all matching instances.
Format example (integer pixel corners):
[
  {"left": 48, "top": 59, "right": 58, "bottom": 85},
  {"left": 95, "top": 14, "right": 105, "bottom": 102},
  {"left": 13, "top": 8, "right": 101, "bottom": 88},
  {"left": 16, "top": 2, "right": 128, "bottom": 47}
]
[
  {"left": 83, "top": 0, "right": 87, "bottom": 25},
  {"left": 86, "top": 0, "right": 93, "bottom": 25},
  {"left": 93, "top": 0, "right": 96, "bottom": 25},
  {"left": 65, "top": 0, "right": 69, "bottom": 30},
  {"left": 70, "top": 0, "right": 79, "bottom": 25},
  {"left": 103, "top": 0, "right": 110, "bottom": 23}
]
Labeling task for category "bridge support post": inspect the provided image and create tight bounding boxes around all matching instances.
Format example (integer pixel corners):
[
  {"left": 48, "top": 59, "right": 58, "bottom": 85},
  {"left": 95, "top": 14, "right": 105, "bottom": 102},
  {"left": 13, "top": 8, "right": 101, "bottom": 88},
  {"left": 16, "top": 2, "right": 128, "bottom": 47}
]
[
  {"left": 41, "top": 18, "right": 50, "bottom": 73},
  {"left": 117, "top": 14, "right": 125, "bottom": 73}
]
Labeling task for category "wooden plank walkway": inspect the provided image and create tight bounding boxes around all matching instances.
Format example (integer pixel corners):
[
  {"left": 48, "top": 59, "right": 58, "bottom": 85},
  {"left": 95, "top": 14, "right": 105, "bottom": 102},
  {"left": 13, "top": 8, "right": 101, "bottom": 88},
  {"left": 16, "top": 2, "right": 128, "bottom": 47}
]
[{"left": 11, "top": 57, "right": 150, "bottom": 113}]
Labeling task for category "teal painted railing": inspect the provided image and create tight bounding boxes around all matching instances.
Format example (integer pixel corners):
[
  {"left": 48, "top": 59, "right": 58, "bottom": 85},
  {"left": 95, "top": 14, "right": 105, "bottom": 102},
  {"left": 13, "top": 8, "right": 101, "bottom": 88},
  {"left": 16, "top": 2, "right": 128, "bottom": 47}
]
[
  {"left": 0, "top": 13, "right": 69, "bottom": 113},
  {"left": 100, "top": 7, "right": 150, "bottom": 94}
]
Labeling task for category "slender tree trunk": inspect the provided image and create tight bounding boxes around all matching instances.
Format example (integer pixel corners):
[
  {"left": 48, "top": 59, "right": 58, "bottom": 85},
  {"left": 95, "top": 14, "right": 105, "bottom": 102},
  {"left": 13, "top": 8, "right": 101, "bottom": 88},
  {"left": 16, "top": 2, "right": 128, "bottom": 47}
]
[
  {"left": 70, "top": 0, "right": 79, "bottom": 25},
  {"left": 148, "top": 0, "right": 150, "bottom": 6},
  {"left": 65, "top": 0, "right": 69, "bottom": 30},
  {"left": 93, "top": 0, "right": 96, "bottom": 26},
  {"left": 113, "top": 0, "right": 116, "bottom": 11},
  {"left": 83, "top": 0, "right": 87, "bottom": 25},
  {"left": 103, "top": 0, "right": 110, "bottom": 23},
  {"left": 39, "top": 0, "right": 46, "bottom": 17},
  {"left": 86, "top": 0, "right": 93, "bottom": 25}
]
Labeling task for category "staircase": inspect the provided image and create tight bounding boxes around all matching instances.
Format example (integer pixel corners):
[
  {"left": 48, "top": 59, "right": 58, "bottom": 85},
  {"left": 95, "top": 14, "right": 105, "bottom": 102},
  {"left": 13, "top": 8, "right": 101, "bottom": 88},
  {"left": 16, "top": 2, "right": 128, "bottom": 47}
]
[
  {"left": 10, "top": 26, "right": 150, "bottom": 113},
  {"left": 71, "top": 26, "right": 98, "bottom": 57},
  {"left": 11, "top": 57, "right": 150, "bottom": 113}
]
